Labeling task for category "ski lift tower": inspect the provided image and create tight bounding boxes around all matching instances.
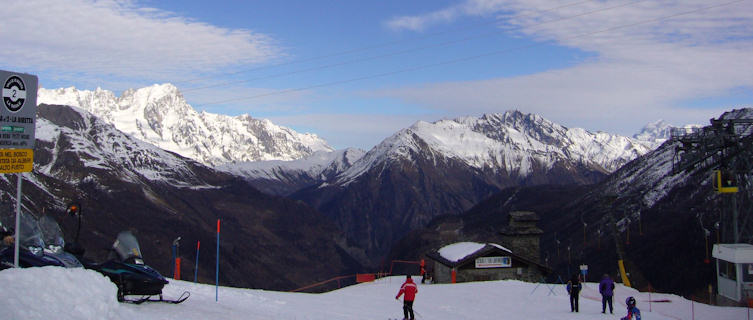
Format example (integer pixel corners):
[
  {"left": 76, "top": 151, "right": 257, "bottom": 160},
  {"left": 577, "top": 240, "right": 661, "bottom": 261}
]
[
  {"left": 671, "top": 111, "right": 753, "bottom": 304},
  {"left": 671, "top": 113, "right": 753, "bottom": 244}
]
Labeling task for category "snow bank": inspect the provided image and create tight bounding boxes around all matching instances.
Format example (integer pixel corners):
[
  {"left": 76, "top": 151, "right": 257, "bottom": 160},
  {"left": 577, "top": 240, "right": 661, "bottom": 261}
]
[{"left": 0, "top": 267, "right": 125, "bottom": 319}]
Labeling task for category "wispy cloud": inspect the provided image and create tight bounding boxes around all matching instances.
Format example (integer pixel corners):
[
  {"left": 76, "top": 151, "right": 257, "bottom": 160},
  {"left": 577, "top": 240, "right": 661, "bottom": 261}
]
[
  {"left": 385, "top": 0, "right": 508, "bottom": 32},
  {"left": 1, "top": 0, "right": 282, "bottom": 90},
  {"left": 379, "top": 0, "right": 753, "bottom": 134}
]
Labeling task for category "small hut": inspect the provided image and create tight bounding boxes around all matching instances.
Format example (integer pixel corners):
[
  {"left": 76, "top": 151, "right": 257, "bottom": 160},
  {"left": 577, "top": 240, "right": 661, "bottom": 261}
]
[{"left": 426, "top": 242, "right": 550, "bottom": 284}]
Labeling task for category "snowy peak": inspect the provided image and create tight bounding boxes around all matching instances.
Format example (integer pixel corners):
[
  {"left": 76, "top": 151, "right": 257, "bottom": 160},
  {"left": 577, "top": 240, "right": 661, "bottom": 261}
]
[
  {"left": 338, "top": 111, "right": 653, "bottom": 183},
  {"left": 633, "top": 120, "right": 703, "bottom": 149},
  {"left": 38, "top": 84, "right": 333, "bottom": 165}
]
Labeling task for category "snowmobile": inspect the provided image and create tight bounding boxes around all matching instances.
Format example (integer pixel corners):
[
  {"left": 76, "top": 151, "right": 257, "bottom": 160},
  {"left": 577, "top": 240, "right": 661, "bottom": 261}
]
[
  {"left": 64, "top": 204, "right": 189, "bottom": 304},
  {"left": 0, "top": 211, "right": 83, "bottom": 270}
]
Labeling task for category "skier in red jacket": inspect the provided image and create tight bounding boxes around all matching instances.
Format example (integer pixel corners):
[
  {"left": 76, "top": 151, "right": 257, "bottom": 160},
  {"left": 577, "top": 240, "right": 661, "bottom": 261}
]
[{"left": 395, "top": 275, "right": 418, "bottom": 320}]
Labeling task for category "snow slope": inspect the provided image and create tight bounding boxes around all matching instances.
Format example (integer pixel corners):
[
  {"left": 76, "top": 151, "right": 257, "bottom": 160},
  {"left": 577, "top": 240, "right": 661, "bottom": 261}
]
[{"left": 0, "top": 267, "right": 743, "bottom": 320}]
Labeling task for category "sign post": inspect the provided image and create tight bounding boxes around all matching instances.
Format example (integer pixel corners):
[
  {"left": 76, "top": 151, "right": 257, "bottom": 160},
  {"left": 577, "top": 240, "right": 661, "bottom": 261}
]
[
  {"left": 0, "top": 70, "right": 38, "bottom": 268},
  {"left": 579, "top": 264, "right": 588, "bottom": 282}
]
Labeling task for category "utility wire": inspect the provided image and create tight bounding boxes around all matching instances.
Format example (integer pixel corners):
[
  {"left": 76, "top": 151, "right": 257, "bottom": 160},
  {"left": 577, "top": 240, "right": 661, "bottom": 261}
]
[
  {"left": 196, "top": 0, "right": 745, "bottom": 108},
  {"left": 182, "top": 0, "right": 648, "bottom": 93}
]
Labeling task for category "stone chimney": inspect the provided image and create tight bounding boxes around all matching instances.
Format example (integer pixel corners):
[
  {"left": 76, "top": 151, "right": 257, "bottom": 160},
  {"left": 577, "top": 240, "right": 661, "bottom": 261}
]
[{"left": 499, "top": 211, "right": 543, "bottom": 263}]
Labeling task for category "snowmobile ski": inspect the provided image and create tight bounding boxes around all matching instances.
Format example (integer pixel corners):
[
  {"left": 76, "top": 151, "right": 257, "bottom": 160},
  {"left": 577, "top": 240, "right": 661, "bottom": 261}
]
[{"left": 120, "top": 291, "right": 190, "bottom": 304}]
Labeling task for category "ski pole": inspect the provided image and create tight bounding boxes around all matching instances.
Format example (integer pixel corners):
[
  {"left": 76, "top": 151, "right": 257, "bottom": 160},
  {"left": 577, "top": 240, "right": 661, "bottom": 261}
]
[{"left": 414, "top": 308, "right": 424, "bottom": 319}]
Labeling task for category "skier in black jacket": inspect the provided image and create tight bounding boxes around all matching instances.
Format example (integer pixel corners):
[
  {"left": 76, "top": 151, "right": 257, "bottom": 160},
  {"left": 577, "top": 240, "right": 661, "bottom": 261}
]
[{"left": 567, "top": 274, "right": 582, "bottom": 312}]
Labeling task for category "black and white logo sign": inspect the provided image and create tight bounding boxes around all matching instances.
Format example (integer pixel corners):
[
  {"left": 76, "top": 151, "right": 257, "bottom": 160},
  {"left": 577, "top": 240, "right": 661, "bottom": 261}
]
[{"left": 3, "top": 75, "right": 27, "bottom": 112}]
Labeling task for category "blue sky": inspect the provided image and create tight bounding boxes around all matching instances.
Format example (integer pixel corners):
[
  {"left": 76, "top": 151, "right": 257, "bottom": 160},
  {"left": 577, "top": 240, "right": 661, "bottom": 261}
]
[{"left": 3, "top": 0, "right": 752, "bottom": 150}]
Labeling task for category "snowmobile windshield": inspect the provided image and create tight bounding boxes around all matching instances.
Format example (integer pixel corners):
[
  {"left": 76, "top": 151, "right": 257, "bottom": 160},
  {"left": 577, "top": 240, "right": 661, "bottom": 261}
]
[
  {"left": 38, "top": 215, "right": 65, "bottom": 253},
  {"left": 18, "top": 211, "right": 45, "bottom": 254},
  {"left": 112, "top": 231, "right": 143, "bottom": 263},
  {"left": 0, "top": 210, "right": 44, "bottom": 253}
]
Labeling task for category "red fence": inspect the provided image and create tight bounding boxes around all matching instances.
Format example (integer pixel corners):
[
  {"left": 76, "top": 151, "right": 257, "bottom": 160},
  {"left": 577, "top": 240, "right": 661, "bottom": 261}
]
[{"left": 290, "top": 260, "right": 422, "bottom": 293}]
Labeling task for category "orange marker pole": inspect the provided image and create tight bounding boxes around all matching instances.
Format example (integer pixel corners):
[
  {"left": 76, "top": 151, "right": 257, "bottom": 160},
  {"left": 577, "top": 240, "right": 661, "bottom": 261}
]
[
  {"left": 194, "top": 241, "right": 200, "bottom": 283},
  {"left": 174, "top": 257, "right": 181, "bottom": 280}
]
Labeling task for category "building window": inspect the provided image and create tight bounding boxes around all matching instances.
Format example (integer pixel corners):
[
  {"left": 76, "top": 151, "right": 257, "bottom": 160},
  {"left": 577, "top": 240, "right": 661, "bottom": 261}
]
[
  {"left": 720, "top": 260, "right": 737, "bottom": 281},
  {"left": 744, "top": 264, "right": 753, "bottom": 283}
]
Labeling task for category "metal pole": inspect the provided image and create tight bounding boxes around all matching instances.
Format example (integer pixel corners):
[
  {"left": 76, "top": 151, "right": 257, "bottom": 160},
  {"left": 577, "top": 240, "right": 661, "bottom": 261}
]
[
  {"left": 733, "top": 195, "right": 739, "bottom": 243},
  {"left": 216, "top": 219, "right": 220, "bottom": 302},
  {"left": 13, "top": 173, "right": 22, "bottom": 267},
  {"left": 194, "top": 240, "right": 200, "bottom": 283}
]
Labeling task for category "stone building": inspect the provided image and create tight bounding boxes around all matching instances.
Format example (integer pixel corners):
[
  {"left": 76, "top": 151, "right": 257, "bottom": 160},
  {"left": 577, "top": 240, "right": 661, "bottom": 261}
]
[
  {"left": 426, "top": 242, "right": 550, "bottom": 284},
  {"left": 425, "top": 211, "right": 548, "bottom": 284},
  {"left": 500, "top": 211, "right": 544, "bottom": 263}
]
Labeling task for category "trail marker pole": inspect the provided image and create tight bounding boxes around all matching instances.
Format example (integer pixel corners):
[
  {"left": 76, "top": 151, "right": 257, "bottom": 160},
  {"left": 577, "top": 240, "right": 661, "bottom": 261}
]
[
  {"left": 194, "top": 240, "right": 200, "bottom": 283},
  {"left": 216, "top": 219, "right": 220, "bottom": 302}
]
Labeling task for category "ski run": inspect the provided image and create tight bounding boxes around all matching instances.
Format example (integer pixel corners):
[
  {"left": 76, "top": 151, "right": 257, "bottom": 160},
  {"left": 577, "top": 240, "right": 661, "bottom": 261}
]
[{"left": 0, "top": 267, "right": 747, "bottom": 320}]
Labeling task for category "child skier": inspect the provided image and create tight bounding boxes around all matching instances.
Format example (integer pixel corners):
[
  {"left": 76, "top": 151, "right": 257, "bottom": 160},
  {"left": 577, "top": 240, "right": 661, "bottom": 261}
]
[{"left": 621, "top": 296, "right": 641, "bottom": 320}]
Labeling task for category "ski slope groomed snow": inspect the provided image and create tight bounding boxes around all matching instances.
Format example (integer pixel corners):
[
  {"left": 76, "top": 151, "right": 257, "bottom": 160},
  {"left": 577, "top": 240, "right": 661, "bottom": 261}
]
[{"left": 0, "top": 267, "right": 749, "bottom": 320}]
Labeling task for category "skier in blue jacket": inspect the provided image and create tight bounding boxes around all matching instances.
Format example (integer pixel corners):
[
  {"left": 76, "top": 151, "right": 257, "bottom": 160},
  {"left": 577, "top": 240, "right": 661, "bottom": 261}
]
[
  {"left": 599, "top": 273, "right": 615, "bottom": 314},
  {"left": 621, "top": 296, "right": 641, "bottom": 320}
]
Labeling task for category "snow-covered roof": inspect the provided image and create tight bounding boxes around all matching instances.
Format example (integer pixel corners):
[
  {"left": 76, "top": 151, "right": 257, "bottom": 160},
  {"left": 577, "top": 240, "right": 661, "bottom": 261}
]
[
  {"left": 713, "top": 243, "right": 753, "bottom": 263},
  {"left": 437, "top": 242, "right": 511, "bottom": 263}
]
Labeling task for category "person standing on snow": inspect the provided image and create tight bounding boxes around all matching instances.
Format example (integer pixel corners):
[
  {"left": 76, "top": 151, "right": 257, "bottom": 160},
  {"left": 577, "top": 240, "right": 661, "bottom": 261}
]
[
  {"left": 621, "top": 296, "right": 642, "bottom": 320},
  {"left": 396, "top": 275, "right": 418, "bottom": 320},
  {"left": 599, "top": 273, "right": 615, "bottom": 314},
  {"left": 566, "top": 274, "right": 582, "bottom": 312}
]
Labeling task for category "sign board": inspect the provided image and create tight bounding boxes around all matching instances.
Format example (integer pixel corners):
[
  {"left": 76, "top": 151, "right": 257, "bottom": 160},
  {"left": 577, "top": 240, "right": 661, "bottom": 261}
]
[
  {"left": 0, "top": 70, "right": 37, "bottom": 151},
  {"left": 475, "top": 256, "right": 511, "bottom": 268},
  {"left": 0, "top": 149, "right": 33, "bottom": 173}
]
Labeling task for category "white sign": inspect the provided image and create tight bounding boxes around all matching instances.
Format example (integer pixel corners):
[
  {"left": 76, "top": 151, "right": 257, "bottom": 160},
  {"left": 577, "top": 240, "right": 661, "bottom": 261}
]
[
  {"left": 0, "top": 70, "right": 37, "bottom": 149},
  {"left": 475, "top": 256, "right": 511, "bottom": 268}
]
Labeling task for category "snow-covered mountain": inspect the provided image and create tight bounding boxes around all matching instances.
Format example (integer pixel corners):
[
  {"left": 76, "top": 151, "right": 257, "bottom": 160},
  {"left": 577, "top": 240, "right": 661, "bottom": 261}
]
[
  {"left": 37, "top": 84, "right": 333, "bottom": 165},
  {"left": 293, "top": 110, "right": 657, "bottom": 266},
  {"left": 633, "top": 119, "right": 702, "bottom": 149},
  {"left": 218, "top": 148, "right": 365, "bottom": 195},
  {"left": 0, "top": 104, "right": 359, "bottom": 290},
  {"left": 338, "top": 111, "right": 653, "bottom": 185},
  {"left": 391, "top": 107, "right": 753, "bottom": 297}
]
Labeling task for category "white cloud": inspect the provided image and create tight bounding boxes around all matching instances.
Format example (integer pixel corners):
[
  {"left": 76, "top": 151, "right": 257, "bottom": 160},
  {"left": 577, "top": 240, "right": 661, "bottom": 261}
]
[
  {"left": 1, "top": 0, "right": 282, "bottom": 88},
  {"left": 378, "top": 0, "right": 753, "bottom": 135},
  {"left": 385, "top": 0, "right": 508, "bottom": 32}
]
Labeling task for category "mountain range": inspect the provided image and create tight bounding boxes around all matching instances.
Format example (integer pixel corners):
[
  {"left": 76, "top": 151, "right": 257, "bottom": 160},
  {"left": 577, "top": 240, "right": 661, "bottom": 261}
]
[
  {"left": 290, "top": 111, "right": 661, "bottom": 265},
  {"left": 389, "top": 108, "right": 753, "bottom": 297},
  {"left": 36, "top": 84, "right": 673, "bottom": 268},
  {"left": 0, "top": 103, "right": 359, "bottom": 291},
  {"left": 37, "top": 84, "right": 333, "bottom": 165},
  {"left": 29, "top": 83, "right": 733, "bottom": 295}
]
